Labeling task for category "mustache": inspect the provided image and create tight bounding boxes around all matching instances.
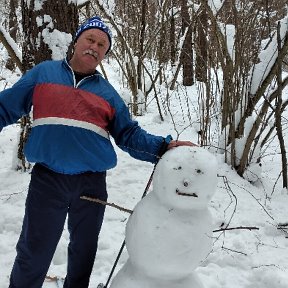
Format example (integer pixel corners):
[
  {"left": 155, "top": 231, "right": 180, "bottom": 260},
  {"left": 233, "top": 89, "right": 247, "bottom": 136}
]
[{"left": 83, "top": 49, "right": 98, "bottom": 60}]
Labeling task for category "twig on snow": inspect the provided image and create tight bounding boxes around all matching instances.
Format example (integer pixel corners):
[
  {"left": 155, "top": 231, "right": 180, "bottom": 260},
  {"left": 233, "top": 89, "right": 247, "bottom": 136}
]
[{"left": 213, "top": 226, "right": 259, "bottom": 233}]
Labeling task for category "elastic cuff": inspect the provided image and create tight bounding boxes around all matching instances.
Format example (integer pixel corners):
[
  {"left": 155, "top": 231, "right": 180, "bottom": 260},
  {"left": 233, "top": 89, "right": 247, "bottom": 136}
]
[{"left": 157, "top": 135, "right": 173, "bottom": 158}]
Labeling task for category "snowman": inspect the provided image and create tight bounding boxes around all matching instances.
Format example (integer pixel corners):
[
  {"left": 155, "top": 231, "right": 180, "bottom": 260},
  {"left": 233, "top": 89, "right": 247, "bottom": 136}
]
[{"left": 109, "top": 146, "right": 217, "bottom": 288}]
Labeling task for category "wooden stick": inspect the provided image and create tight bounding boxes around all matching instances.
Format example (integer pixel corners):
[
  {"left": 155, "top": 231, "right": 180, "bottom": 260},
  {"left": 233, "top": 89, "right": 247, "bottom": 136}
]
[
  {"left": 80, "top": 196, "right": 133, "bottom": 214},
  {"left": 213, "top": 226, "right": 259, "bottom": 233}
]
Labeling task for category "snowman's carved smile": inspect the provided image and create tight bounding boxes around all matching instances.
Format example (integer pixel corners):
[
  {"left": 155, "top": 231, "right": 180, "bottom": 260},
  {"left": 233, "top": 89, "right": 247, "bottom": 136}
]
[{"left": 176, "top": 189, "right": 198, "bottom": 197}]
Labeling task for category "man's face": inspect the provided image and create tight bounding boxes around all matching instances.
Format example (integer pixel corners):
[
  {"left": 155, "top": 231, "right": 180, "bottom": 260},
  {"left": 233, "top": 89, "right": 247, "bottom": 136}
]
[{"left": 72, "top": 29, "right": 110, "bottom": 73}]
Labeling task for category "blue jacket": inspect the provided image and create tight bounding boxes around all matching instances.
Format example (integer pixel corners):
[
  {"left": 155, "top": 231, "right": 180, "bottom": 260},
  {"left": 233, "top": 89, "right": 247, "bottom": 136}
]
[{"left": 0, "top": 59, "right": 171, "bottom": 174}]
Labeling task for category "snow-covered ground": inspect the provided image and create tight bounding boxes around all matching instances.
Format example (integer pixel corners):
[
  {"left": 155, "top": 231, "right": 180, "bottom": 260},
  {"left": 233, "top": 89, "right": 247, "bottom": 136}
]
[{"left": 1, "top": 60, "right": 288, "bottom": 288}]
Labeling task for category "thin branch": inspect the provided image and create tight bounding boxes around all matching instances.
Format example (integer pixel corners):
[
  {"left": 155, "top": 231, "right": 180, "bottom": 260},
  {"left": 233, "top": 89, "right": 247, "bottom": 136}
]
[
  {"left": 80, "top": 196, "right": 133, "bottom": 214},
  {"left": 221, "top": 246, "right": 248, "bottom": 256},
  {"left": 213, "top": 226, "right": 259, "bottom": 233}
]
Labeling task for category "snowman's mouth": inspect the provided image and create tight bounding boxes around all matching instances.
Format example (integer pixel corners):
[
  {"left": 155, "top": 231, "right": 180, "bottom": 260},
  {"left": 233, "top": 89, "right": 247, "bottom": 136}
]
[{"left": 176, "top": 190, "right": 198, "bottom": 197}]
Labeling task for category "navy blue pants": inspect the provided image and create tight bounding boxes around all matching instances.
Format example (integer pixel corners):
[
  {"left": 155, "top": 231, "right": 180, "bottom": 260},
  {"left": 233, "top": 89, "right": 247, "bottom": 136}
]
[{"left": 9, "top": 164, "right": 107, "bottom": 288}]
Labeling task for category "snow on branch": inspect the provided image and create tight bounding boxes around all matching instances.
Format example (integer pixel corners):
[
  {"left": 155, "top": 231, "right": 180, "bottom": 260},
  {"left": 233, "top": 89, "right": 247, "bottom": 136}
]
[
  {"left": 207, "top": 0, "right": 225, "bottom": 15},
  {"left": 0, "top": 24, "right": 23, "bottom": 72},
  {"left": 249, "top": 16, "right": 288, "bottom": 95},
  {"left": 68, "top": 0, "right": 90, "bottom": 7}
]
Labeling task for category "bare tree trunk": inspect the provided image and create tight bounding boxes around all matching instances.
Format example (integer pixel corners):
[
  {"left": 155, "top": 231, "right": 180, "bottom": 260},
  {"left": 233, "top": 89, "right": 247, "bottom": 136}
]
[
  {"left": 195, "top": 0, "right": 208, "bottom": 82},
  {"left": 5, "top": 0, "right": 18, "bottom": 71},
  {"left": 180, "top": 0, "right": 194, "bottom": 86},
  {"left": 22, "top": 0, "right": 78, "bottom": 69},
  {"left": 134, "top": 0, "right": 147, "bottom": 115},
  {"left": 8, "top": 0, "right": 17, "bottom": 40},
  {"left": 170, "top": 0, "right": 176, "bottom": 65},
  {"left": 137, "top": 0, "right": 146, "bottom": 91},
  {"left": 275, "top": 22, "right": 287, "bottom": 188}
]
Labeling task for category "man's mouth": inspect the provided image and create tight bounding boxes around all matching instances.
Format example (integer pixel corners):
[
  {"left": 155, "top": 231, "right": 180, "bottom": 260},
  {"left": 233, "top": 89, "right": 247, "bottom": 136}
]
[
  {"left": 176, "top": 189, "right": 198, "bottom": 197},
  {"left": 83, "top": 49, "right": 98, "bottom": 60}
]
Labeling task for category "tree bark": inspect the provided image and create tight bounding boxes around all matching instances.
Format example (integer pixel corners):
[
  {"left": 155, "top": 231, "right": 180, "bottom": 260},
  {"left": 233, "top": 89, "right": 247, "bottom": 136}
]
[
  {"left": 180, "top": 0, "right": 194, "bottom": 86},
  {"left": 274, "top": 22, "right": 287, "bottom": 188},
  {"left": 195, "top": 1, "right": 208, "bottom": 82},
  {"left": 170, "top": 0, "right": 176, "bottom": 65},
  {"left": 21, "top": 0, "right": 78, "bottom": 69},
  {"left": 5, "top": 0, "right": 18, "bottom": 70}
]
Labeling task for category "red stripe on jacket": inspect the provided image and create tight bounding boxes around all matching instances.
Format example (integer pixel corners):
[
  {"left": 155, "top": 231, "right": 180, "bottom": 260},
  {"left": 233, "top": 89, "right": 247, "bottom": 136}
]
[{"left": 33, "top": 83, "right": 115, "bottom": 130}]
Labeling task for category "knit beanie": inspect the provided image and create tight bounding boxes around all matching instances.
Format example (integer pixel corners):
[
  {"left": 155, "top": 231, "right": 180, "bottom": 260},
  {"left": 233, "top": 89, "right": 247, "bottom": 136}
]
[{"left": 74, "top": 16, "right": 112, "bottom": 54}]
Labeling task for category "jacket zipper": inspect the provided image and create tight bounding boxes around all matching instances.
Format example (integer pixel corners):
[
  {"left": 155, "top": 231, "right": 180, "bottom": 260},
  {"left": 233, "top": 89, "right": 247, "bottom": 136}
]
[{"left": 64, "top": 58, "right": 97, "bottom": 88}]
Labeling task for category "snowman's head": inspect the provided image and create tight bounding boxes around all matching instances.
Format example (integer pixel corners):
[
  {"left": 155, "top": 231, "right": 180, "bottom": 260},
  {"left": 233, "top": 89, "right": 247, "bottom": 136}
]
[{"left": 152, "top": 146, "right": 217, "bottom": 210}]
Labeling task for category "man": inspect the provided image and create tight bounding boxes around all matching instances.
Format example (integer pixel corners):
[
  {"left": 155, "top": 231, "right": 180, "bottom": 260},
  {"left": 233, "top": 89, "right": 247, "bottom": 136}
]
[{"left": 0, "top": 16, "right": 195, "bottom": 287}]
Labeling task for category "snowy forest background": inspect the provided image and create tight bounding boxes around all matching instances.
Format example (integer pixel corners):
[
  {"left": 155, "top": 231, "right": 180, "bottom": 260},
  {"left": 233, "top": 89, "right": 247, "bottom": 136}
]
[{"left": 0, "top": 0, "right": 288, "bottom": 287}]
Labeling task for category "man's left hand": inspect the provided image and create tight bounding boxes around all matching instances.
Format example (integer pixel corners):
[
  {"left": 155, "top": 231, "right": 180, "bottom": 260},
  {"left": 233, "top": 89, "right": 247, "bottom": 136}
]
[{"left": 167, "top": 140, "right": 198, "bottom": 150}]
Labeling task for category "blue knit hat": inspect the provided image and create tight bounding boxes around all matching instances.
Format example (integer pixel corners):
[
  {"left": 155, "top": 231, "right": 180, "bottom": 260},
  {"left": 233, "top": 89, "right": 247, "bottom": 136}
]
[{"left": 74, "top": 16, "right": 112, "bottom": 53}]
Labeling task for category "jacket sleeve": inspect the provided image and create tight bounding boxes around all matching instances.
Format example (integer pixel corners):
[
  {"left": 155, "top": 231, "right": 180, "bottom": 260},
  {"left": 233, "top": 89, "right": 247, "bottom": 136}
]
[
  {"left": 109, "top": 100, "right": 172, "bottom": 164},
  {"left": 0, "top": 68, "right": 36, "bottom": 131}
]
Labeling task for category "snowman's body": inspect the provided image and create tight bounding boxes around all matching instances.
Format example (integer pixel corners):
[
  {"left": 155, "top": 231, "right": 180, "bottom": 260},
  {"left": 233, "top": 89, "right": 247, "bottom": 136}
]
[{"left": 110, "top": 147, "right": 217, "bottom": 288}]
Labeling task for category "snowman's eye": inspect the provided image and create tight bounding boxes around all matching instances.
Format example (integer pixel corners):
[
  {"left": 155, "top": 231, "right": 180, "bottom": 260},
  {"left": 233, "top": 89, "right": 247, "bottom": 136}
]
[
  {"left": 196, "top": 169, "right": 202, "bottom": 174},
  {"left": 183, "top": 181, "right": 189, "bottom": 187}
]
